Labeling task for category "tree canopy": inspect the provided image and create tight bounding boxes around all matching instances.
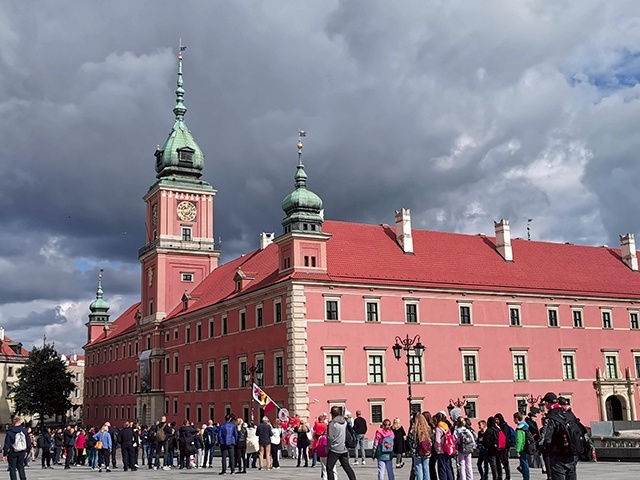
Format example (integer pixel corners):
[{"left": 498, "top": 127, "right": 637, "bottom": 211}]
[{"left": 12, "top": 343, "right": 75, "bottom": 425}]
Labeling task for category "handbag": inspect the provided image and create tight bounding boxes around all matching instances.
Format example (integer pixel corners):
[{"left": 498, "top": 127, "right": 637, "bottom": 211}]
[{"left": 95, "top": 440, "right": 103, "bottom": 450}]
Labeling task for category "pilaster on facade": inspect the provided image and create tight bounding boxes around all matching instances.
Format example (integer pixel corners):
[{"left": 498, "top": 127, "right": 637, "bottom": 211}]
[{"left": 286, "top": 282, "right": 309, "bottom": 418}]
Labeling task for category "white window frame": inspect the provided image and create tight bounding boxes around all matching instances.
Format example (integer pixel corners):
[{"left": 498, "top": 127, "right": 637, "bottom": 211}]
[
  {"left": 181, "top": 272, "right": 194, "bottom": 282},
  {"left": 222, "top": 315, "right": 228, "bottom": 335},
  {"left": 458, "top": 301, "right": 473, "bottom": 325},
  {"left": 181, "top": 226, "right": 192, "bottom": 241},
  {"left": 460, "top": 348, "right": 480, "bottom": 382},
  {"left": 508, "top": 304, "right": 522, "bottom": 327},
  {"left": 273, "top": 349, "right": 285, "bottom": 386},
  {"left": 511, "top": 348, "right": 529, "bottom": 381},
  {"left": 364, "top": 298, "right": 380, "bottom": 322},
  {"left": 254, "top": 354, "right": 265, "bottom": 387},
  {"left": 239, "top": 309, "right": 246, "bottom": 332},
  {"left": 572, "top": 308, "right": 584, "bottom": 328},
  {"left": 630, "top": 310, "right": 639, "bottom": 330},
  {"left": 601, "top": 308, "right": 613, "bottom": 329},
  {"left": 256, "top": 304, "right": 264, "bottom": 328},
  {"left": 323, "top": 347, "right": 345, "bottom": 385},
  {"left": 238, "top": 356, "right": 248, "bottom": 388},
  {"left": 633, "top": 351, "right": 640, "bottom": 379},
  {"left": 602, "top": 350, "right": 620, "bottom": 380},
  {"left": 324, "top": 295, "right": 341, "bottom": 321},
  {"left": 560, "top": 349, "right": 577, "bottom": 381},
  {"left": 404, "top": 299, "right": 419, "bottom": 323},
  {"left": 365, "top": 348, "right": 386, "bottom": 385},
  {"left": 221, "top": 359, "right": 229, "bottom": 389},
  {"left": 463, "top": 395, "right": 478, "bottom": 419},
  {"left": 547, "top": 306, "right": 559, "bottom": 327},
  {"left": 408, "top": 352, "right": 424, "bottom": 383},
  {"left": 369, "top": 399, "right": 385, "bottom": 425},
  {"left": 274, "top": 299, "right": 283, "bottom": 324},
  {"left": 184, "top": 364, "right": 191, "bottom": 392}
]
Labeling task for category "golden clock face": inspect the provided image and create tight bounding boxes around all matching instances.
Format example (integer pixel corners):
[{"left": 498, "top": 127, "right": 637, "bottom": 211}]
[
  {"left": 151, "top": 204, "right": 158, "bottom": 227},
  {"left": 176, "top": 201, "right": 197, "bottom": 222}
]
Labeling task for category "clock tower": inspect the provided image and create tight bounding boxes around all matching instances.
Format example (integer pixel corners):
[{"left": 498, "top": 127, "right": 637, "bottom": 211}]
[{"left": 138, "top": 49, "right": 219, "bottom": 324}]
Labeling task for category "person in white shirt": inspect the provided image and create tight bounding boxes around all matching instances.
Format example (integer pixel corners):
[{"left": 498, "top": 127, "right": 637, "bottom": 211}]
[{"left": 270, "top": 419, "right": 283, "bottom": 469}]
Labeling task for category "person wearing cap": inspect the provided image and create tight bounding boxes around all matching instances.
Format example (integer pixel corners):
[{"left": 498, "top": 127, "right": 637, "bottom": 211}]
[
  {"left": 540, "top": 392, "right": 576, "bottom": 480},
  {"left": 326, "top": 406, "right": 358, "bottom": 480}
]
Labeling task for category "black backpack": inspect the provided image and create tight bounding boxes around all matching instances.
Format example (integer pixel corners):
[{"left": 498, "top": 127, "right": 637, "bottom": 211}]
[
  {"left": 524, "top": 430, "right": 536, "bottom": 455},
  {"left": 562, "top": 417, "right": 593, "bottom": 461}
]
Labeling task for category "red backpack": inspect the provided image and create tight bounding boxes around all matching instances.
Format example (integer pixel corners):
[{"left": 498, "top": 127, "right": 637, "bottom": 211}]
[
  {"left": 441, "top": 428, "right": 457, "bottom": 456},
  {"left": 497, "top": 430, "right": 507, "bottom": 450}
]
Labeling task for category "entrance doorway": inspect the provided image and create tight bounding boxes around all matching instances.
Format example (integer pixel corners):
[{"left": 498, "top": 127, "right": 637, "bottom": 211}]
[{"left": 605, "top": 395, "right": 625, "bottom": 421}]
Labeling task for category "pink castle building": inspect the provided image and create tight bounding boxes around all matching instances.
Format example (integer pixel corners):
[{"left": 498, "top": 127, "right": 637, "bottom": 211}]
[{"left": 84, "top": 52, "right": 640, "bottom": 429}]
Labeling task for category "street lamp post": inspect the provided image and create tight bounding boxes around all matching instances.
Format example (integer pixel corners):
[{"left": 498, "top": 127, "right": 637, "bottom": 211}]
[
  {"left": 393, "top": 334, "right": 425, "bottom": 424},
  {"left": 525, "top": 394, "right": 542, "bottom": 411},
  {"left": 243, "top": 364, "right": 264, "bottom": 424}
]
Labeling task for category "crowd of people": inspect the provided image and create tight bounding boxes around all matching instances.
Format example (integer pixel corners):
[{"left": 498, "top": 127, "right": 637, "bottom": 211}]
[{"left": 0, "top": 391, "right": 588, "bottom": 480}]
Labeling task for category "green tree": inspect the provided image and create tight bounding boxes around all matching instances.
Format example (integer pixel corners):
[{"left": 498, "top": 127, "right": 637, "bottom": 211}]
[{"left": 12, "top": 343, "right": 74, "bottom": 425}]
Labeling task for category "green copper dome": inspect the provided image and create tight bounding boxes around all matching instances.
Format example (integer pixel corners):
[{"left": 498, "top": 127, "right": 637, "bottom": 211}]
[
  {"left": 89, "top": 271, "right": 110, "bottom": 314},
  {"left": 155, "top": 54, "right": 206, "bottom": 181},
  {"left": 281, "top": 142, "right": 324, "bottom": 233}
]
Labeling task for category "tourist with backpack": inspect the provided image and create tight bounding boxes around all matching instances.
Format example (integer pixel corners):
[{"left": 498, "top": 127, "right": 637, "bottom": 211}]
[
  {"left": 3, "top": 416, "right": 31, "bottom": 480},
  {"left": 373, "top": 419, "right": 395, "bottom": 480},
  {"left": 408, "top": 412, "right": 432, "bottom": 480},
  {"left": 476, "top": 420, "right": 489, "bottom": 480},
  {"left": 454, "top": 416, "right": 475, "bottom": 480},
  {"left": 482, "top": 417, "right": 501, "bottom": 480},
  {"left": 494, "top": 413, "right": 512, "bottom": 480},
  {"left": 513, "top": 412, "right": 534, "bottom": 480},
  {"left": 433, "top": 412, "right": 455, "bottom": 480}
]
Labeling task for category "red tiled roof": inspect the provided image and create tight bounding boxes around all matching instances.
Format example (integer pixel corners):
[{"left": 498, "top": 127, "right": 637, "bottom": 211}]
[
  {"left": 94, "top": 219, "right": 640, "bottom": 344},
  {"left": 0, "top": 335, "right": 29, "bottom": 356},
  {"left": 85, "top": 302, "right": 140, "bottom": 348}
]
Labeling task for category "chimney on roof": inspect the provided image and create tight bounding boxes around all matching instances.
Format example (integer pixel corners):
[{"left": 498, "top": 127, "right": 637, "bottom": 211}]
[
  {"left": 260, "top": 232, "right": 275, "bottom": 250},
  {"left": 0, "top": 327, "right": 4, "bottom": 342},
  {"left": 620, "top": 233, "right": 638, "bottom": 271},
  {"left": 395, "top": 209, "right": 414, "bottom": 254},
  {"left": 494, "top": 219, "right": 513, "bottom": 262}
]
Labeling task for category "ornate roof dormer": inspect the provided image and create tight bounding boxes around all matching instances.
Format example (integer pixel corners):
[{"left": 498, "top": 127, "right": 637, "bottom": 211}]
[
  {"left": 89, "top": 269, "right": 110, "bottom": 316},
  {"left": 154, "top": 43, "right": 211, "bottom": 189},
  {"left": 281, "top": 131, "right": 324, "bottom": 234}
]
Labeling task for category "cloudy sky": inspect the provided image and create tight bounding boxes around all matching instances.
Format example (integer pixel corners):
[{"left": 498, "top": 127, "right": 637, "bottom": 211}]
[{"left": 1, "top": 0, "right": 640, "bottom": 352}]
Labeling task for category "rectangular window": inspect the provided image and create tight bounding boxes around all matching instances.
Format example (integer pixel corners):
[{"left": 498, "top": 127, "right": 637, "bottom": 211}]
[
  {"left": 513, "top": 354, "right": 527, "bottom": 381},
  {"left": 509, "top": 307, "right": 521, "bottom": 326},
  {"left": 368, "top": 354, "right": 384, "bottom": 384},
  {"left": 371, "top": 404, "right": 383, "bottom": 424},
  {"left": 408, "top": 354, "right": 423, "bottom": 383},
  {"left": 562, "top": 354, "right": 576, "bottom": 380},
  {"left": 173, "top": 354, "right": 179, "bottom": 374},
  {"left": 410, "top": 403, "right": 422, "bottom": 417},
  {"left": 181, "top": 272, "right": 194, "bottom": 282},
  {"left": 182, "top": 227, "right": 192, "bottom": 241},
  {"left": 256, "top": 359, "right": 264, "bottom": 386},
  {"left": 275, "top": 302, "right": 282, "bottom": 323},
  {"left": 366, "top": 301, "right": 379, "bottom": 322},
  {"left": 572, "top": 309, "right": 583, "bottom": 328},
  {"left": 222, "top": 363, "right": 229, "bottom": 389},
  {"left": 275, "top": 356, "right": 284, "bottom": 386},
  {"left": 605, "top": 355, "right": 618, "bottom": 379},
  {"left": 548, "top": 308, "right": 559, "bottom": 327},
  {"left": 459, "top": 305, "right": 472, "bottom": 325},
  {"left": 465, "top": 401, "right": 477, "bottom": 419},
  {"left": 196, "top": 405, "right": 202, "bottom": 424},
  {"left": 257, "top": 307, "right": 263, "bottom": 327},
  {"left": 325, "top": 355, "right": 342, "bottom": 384},
  {"left": 209, "top": 405, "right": 215, "bottom": 422},
  {"left": 517, "top": 399, "right": 528, "bottom": 415},
  {"left": 209, "top": 319, "right": 214, "bottom": 338},
  {"left": 635, "top": 355, "right": 640, "bottom": 379},
  {"left": 240, "top": 311, "right": 246, "bottom": 331},
  {"left": 196, "top": 323, "right": 202, "bottom": 341},
  {"left": 208, "top": 364, "right": 215, "bottom": 390},
  {"left": 222, "top": 316, "right": 228, "bottom": 335},
  {"left": 631, "top": 312, "right": 639, "bottom": 330},
  {"left": 184, "top": 367, "right": 191, "bottom": 391},
  {"left": 174, "top": 328, "right": 179, "bottom": 340},
  {"left": 602, "top": 311, "right": 612, "bottom": 329},
  {"left": 185, "top": 326, "right": 191, "bottom": 343},
  {"left": 463, "top": 355, "right": 478, "bottom": 382},
  {"left": 165, "top": 357, "right": 170, "bottom": 374},
  {"left": 406, "top": 303, "right": 418, "bottom": 323},
  {"left": 195, "top": 365, "right": 202, "bottom": 391},
  {"left": 240, "top": 360, "right": 247, "bottom": 388},
  {"left": 8, "top": 367, "right": 13, "bottom": 377},
  {"left": 326, "top": 300, "right": 339, "bottom": 321},
  {"left": 173, "top": 398, "right": 178, "bottom": 415}
]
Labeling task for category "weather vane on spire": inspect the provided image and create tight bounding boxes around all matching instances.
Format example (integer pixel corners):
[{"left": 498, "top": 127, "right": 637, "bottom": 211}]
[
  {"left": 297, "top": 130, "right": 306, "bottom": 150},
  {"left": 178, "top": 38, "right": 187, "bottom": 60}
]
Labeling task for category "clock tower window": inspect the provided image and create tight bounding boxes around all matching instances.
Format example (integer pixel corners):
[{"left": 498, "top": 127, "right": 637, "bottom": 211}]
[{"left": 182, "top": 227, "right": 192, "bottom": 242}]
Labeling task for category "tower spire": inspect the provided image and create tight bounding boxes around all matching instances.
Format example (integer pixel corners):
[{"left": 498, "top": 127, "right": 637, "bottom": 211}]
[
  {"left": 174, "top": 40, "right": 187, "bottom": 121},
  {"left": 295, "top": 130, "right": 308, "bottom": 189}
]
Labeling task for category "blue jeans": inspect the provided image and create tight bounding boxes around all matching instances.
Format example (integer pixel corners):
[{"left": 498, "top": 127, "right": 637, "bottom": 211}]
[
  {"left": 377, "top": 459, "right": 395, "bottom": 480},
  {"left": 203, "top": 444, "right": 216, "bottom": 467},
  {"left": 413, "top": 456, "right": 430, "bottom": 480},
  {"left": 355, "top": 434, "right": 366, "bottom": 462},
  {"left": 519, "top": 451, "right": 530, "bottom": 480}
]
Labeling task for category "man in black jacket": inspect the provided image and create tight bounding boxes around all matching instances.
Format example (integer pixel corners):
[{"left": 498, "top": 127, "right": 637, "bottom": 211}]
[
  {"left": 352, "top": 410, "right": 367, "bottom": 466},
  {"left": 120, "top": 422, "right": 137, "bottom": 471},
  {"left": 63, "top": 425, "right": 75, "bottom": 469},
  {"left": 541, "top": 392, "right": 576, "bottom": 480},
  {"left": 109, "top": 425, "right": 120, "bottom": 468}
]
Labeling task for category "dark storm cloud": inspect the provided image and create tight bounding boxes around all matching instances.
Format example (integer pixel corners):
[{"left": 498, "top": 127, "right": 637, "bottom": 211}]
[{"left": 1, "top": 0, "right": 640, "bottom": 349}]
